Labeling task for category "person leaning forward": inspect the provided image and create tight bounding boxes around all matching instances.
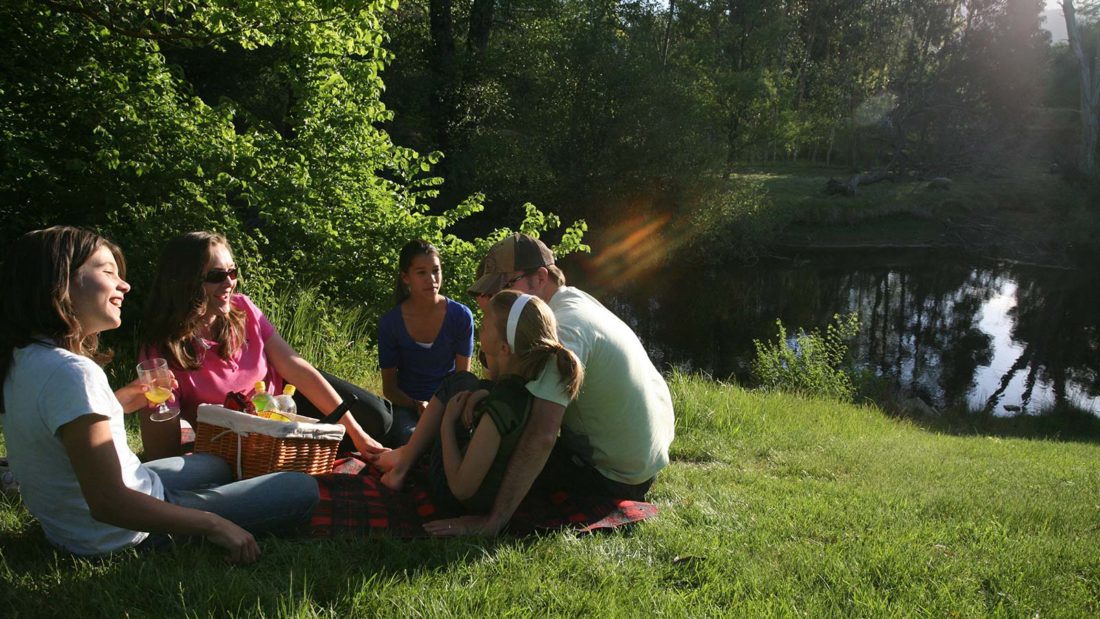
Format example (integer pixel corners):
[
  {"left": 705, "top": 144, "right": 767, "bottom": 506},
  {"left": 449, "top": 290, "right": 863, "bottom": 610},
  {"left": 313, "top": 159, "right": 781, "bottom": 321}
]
[{"left": 423, "top": 233, "right": 675, "bottom": 537}]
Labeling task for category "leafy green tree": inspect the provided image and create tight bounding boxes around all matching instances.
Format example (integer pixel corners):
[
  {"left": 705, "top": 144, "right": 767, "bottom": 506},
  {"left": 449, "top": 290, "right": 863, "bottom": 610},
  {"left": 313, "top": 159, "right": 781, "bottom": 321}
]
[{"left": 1, "top": 0, "right": 586, "bottom": 328}]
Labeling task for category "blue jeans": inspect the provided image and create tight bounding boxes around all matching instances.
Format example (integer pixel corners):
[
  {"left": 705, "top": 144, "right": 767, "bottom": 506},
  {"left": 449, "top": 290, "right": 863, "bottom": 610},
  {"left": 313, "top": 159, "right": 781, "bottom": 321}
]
[
  {"left": 144, "top": 453, "right": 319, "bottom": 536},
  {"left": 388, "top": 405, "right": 419, "bottom": 447}
]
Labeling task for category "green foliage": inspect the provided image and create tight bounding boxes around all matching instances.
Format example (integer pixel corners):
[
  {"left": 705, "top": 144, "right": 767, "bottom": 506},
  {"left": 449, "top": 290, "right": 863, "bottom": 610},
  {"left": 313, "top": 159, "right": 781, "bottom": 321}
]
[
  {"left": 261, "top": 288, "right": 379, "bottom": 388},
  {"left": 752, "top": 312, "right": 862, "bottom": 401},
  {"left": 0, "top": 0, "right": 586, "bottom": 331},
  {"left": 685, "top": 177, "right": 781, "bottom": 263},
  {"left": 379, "top": 0, "right": 1056, "bottom": 231},
  {"left": 383, "top": 0, "right": 724, "bottom": 221}
]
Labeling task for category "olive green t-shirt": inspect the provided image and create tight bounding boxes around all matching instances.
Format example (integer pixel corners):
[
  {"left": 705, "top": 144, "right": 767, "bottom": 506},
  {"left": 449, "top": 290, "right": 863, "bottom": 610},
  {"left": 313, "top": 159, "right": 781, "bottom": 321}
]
[{"left": 463, "top": 374, "right": 532, "bottom": 512}]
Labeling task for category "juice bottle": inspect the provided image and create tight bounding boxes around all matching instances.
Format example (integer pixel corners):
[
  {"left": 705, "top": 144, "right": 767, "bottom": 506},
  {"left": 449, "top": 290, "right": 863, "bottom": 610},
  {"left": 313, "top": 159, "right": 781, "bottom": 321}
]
[
  {"left": 275, "top": 384, "right": 297, "bottom": 417},
  {"left": 251, "top": 381, "right": 277, "bottom": 415}
]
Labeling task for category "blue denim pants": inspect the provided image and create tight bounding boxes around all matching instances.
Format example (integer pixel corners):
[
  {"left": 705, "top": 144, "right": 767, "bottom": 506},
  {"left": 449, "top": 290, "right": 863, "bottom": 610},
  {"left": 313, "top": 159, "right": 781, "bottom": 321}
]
[{"left": 144, "top": 453, "right": 319, "bottom": 536}]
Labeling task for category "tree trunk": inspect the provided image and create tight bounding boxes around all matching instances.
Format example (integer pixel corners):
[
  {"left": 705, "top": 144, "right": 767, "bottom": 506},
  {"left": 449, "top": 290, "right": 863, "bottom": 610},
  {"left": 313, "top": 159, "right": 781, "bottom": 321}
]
[
  {"left": 429, "top": 0, "right": 457, "bottom": 152},
  {"left": 825, "top": 169, "right": 894, "bottom": 195},
  {"left": 661, "top": 0, "right": 676, "bottom": 66},
  {"left": 466, "top": 0, "right": 494, "bottom": 60},
  {"left": 1063, "top": 0, "right": 1100, "bottom": 176}
]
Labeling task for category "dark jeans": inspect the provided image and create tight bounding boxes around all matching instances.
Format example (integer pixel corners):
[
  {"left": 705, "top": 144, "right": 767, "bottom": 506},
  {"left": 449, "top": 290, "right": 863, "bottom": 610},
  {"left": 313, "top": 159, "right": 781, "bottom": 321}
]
[
  {"left": 292, "top": 370, "right": 397, "bottom": 450},
  {"left": 427, "top": 438, "right": 467, "bottom": 517},
  {"left": 388, "top": 405, "right": 419, "bottom": 448},
  {"left": 534, "top": 443, "right": 654, "bottom": 501}
]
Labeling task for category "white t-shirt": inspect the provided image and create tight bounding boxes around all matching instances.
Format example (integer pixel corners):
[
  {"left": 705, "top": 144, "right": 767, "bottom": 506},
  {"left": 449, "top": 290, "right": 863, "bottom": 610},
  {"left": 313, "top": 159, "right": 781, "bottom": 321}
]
[
  {"left": 1, "top": 343, "right": 163, "bottom": 555},
  {"left": 527, "top": 287, "right": 675, "bottom": 484}
]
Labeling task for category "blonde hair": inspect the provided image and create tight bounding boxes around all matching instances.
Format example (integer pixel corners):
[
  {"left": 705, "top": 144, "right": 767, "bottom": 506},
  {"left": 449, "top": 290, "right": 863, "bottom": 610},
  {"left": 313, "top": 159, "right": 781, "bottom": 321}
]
[{"left": 488, "top": 290, "right": 583, "bottom": 398}]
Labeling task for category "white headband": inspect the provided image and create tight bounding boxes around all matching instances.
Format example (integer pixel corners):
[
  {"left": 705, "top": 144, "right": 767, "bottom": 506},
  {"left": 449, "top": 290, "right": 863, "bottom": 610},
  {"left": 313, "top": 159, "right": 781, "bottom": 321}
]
[{"left": 506, "top": 294, "right": 534, "bottom": 350}]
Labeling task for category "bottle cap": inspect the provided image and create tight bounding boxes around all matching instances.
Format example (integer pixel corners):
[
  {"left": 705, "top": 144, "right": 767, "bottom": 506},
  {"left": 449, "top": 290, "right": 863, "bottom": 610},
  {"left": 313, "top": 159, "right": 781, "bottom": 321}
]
[
  {"left": 283, "top": 384, "right": 296, "bottom": 396},
  {"left": 254, "top": 381, "right": 266, "bottom": 394}
]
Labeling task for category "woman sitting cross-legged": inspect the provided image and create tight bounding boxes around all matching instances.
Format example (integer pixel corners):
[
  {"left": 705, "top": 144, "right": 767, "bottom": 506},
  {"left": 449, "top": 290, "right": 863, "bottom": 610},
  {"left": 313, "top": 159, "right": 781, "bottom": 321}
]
[
  {"left": 377, "top": 239, "right": 474, "bottom": 445},
  {"left": 0, "top": 227, "right": 317, "bottom": 564},
  {"left": 138, "top": 231, "right": 394, "bottom": 461}
]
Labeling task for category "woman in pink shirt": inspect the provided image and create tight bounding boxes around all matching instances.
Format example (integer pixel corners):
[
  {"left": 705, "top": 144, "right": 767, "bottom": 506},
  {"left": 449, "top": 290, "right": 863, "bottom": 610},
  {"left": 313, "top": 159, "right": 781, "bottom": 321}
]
[{"left": 139, "top": 232, "right": 393, "bottom": 461}]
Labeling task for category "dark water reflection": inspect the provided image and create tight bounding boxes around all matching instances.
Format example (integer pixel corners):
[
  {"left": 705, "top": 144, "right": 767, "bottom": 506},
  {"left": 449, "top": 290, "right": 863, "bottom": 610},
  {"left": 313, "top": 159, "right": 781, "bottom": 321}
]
[{"left": 564, "top": 250, "right": 1100, "bottom": 415}]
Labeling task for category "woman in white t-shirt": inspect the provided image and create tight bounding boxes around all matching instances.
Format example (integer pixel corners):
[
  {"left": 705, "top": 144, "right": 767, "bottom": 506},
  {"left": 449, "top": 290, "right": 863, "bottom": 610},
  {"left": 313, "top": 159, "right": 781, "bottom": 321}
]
[{"left": 0, "top": 227, "right": 317, "bottom": 563}]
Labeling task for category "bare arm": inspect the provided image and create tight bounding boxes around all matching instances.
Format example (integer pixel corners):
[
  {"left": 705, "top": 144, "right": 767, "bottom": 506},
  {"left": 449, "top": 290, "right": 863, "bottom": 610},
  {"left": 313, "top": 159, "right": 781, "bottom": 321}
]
[
  {"left": 59, "top": 415, "right": 260, "bottom": 564},
  {"left": 381, "top": 367, "right": 427, "bottom": 413},
  {"left": 440, "top": 391, "right": 500, "bottom": 501},
  {"left": 425, "top": 396, "right": 564, "bottom": 536},
  {"left": 454, "top": 354, "right": 471, "bottom": 373},
  {"left": 265, "top": 332, "right": 385, "bottom": 454}
]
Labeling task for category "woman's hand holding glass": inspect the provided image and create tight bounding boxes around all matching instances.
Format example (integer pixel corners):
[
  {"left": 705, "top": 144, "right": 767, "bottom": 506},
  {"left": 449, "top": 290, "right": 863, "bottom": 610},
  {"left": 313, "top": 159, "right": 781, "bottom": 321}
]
[{"left": 136, "top": 358, "right": 179, "bottom": 422}]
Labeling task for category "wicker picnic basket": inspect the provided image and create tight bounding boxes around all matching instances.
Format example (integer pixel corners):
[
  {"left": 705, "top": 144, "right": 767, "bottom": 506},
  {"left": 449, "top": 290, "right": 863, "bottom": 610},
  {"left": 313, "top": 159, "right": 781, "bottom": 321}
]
[{"left": 193, "top": 404, "right": 346, "bottom": 479}]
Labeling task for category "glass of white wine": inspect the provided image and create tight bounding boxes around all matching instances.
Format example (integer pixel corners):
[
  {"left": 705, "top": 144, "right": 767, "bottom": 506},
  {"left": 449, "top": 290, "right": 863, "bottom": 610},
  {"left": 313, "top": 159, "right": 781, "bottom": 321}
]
[{"left": 136, "top": 358, "right": 178, "bottom": 422}]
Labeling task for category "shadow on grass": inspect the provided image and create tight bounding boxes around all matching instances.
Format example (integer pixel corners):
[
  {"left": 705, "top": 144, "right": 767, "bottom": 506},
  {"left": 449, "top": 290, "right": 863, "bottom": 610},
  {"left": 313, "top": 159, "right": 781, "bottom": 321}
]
[
  {"left": 887, "top": 404, "right": 1100, "bottom": 445},
  {"left": 1, "top": 495, "right": 629, "bottom": 615}
]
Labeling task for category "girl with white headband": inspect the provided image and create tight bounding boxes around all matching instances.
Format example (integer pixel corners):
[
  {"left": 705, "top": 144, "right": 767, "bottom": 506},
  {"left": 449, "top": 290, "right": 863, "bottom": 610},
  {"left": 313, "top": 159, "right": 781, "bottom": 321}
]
[
  {"left": 434, "top": 290, "right": 583, "bottom": 511},
  {"left": 371, "top": 289, "right": 583, "bottom": 512}
]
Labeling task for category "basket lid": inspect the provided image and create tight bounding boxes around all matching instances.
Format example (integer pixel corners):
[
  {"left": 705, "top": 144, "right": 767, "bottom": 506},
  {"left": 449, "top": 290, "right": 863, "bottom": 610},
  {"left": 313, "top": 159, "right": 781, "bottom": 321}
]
[{"left": 197, "top": 404, "right": 346, "bottom": 441}]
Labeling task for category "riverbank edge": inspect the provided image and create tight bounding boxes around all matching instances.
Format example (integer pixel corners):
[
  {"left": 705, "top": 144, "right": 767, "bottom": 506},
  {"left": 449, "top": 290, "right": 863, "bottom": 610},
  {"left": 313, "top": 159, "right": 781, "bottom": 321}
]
[{"left": 712, "top": 163, "right": 1098, "bottom": 269}]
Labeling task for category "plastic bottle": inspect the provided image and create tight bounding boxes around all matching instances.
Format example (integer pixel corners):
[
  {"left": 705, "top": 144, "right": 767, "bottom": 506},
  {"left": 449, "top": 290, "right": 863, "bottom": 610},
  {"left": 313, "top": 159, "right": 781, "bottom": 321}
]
[
  {"left": 275, "top": 384, "right": 297, "bottom": 417},
  {"left": 251, "top": 381, "right": 277, "bottom": 415}
]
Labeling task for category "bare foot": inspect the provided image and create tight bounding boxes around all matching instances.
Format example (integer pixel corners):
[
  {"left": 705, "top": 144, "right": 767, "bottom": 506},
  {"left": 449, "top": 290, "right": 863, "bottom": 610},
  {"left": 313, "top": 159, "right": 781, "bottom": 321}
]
[
  {"left": 370, "top": 446, "right": 403, "bottom": 472},
  {"left": 380, "top": 467, "right": 408, "bottom": 491}
]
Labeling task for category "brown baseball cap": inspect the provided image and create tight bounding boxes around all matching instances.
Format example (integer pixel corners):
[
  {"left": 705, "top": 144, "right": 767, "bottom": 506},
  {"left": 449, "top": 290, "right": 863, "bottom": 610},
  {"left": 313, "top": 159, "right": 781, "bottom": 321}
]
[{"left": 467, "top": 233, "right": 555, "bottom": 296}]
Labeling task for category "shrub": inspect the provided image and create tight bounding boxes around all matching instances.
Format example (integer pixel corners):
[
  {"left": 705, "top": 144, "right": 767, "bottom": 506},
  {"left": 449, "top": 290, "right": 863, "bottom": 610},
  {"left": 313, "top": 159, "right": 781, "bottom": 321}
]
[
  {"left": 685, "top": 177, "right": 780, "bottom": 263},
  {"left": 752, "top": 312, "right": 861, "bottom": 401}
]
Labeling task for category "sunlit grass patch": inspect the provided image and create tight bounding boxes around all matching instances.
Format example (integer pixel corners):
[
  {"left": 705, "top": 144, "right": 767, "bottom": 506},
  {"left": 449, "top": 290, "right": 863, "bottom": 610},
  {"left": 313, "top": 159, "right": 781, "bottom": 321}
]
[{"left": 3, "top": 370, "right": 1099, "bottom": 616}]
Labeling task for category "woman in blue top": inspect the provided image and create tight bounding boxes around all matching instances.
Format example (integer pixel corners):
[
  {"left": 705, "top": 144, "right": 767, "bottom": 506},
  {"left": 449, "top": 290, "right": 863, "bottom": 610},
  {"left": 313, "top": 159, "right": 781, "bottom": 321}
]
[{"left": 378, "top": 240, "right": 474, "bottom": 443}]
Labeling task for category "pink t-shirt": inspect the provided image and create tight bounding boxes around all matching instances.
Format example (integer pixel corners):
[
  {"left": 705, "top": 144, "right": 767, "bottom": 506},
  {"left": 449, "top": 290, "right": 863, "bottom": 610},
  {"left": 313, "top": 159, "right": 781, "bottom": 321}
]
[{"left": 142, "top": 294, "right": 283, "bottom": 423}]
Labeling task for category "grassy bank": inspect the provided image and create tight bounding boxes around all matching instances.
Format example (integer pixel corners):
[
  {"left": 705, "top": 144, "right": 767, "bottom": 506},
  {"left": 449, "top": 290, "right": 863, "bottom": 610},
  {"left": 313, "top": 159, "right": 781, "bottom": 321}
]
[
  {"left": 2, "top": 371, "right": 1098, "bottom": 616},
  {"left": 717, "top": 162, "right": 1090, "bottom": 265}
]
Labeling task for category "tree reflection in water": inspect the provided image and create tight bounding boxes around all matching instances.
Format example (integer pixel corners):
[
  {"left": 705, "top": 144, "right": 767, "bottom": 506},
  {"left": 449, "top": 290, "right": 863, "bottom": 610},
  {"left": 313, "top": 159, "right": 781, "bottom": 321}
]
[{"left": 569, "top": 251, "right": 1100, "bottom": 416}]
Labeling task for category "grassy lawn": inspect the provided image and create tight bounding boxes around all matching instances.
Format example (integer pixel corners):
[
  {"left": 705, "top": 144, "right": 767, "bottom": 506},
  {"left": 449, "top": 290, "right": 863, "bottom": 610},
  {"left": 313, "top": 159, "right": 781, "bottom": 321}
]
[{"left": 2, "top": 371, "right": 1098, "bottom": 617}]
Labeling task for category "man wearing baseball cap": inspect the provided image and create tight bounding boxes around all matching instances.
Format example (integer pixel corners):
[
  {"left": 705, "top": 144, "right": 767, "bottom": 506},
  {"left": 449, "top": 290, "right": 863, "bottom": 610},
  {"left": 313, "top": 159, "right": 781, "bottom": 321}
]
[{"left": 426, "top": 233, "right": 675, "bottom": 536}]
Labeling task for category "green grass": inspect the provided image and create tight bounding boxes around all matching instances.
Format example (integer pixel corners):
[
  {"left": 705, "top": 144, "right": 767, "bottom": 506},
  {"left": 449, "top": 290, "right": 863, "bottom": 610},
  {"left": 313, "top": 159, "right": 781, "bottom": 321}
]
[{"left": 3, "top": 371, "right": 1099, "bottom": 617}]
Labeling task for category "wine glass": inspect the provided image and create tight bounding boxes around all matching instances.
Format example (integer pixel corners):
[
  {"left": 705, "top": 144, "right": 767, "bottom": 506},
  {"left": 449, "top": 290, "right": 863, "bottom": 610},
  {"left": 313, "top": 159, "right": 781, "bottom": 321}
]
[{"left": 136, "top": 358, "right": 179, "bottom": 422}]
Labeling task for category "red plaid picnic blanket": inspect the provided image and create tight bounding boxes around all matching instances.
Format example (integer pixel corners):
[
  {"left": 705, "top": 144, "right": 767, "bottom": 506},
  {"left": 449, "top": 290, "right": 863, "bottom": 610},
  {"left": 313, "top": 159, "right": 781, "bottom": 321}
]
[{"left": 309, "top": 456, "right": 658, "bottom": 538}]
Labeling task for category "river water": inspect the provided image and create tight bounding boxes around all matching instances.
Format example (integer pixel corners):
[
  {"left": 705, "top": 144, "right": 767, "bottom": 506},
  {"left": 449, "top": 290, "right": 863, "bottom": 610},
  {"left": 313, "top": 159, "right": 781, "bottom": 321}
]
[{"left": 563, "top": 249, "right": 1100, "bottom": 415}]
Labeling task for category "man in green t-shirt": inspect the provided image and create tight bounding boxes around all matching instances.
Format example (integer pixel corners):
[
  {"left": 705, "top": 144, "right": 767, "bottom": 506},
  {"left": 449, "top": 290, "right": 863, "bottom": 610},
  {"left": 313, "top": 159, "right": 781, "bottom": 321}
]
[{"left": 428, "top": 233, "right": 675, "bottom": 537}]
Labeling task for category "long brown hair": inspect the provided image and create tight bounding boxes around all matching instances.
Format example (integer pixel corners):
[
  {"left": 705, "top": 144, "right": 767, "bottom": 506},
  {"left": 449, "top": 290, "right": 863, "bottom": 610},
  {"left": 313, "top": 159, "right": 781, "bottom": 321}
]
[
  {"left": 140, "top": 231, "right": 246, "bottom": 370},
  {"left": 0, "top": 227, "right": 125, "bottom": 413},
  {"left": 488, "top": 290, "right": 583, "bottom": 399}
]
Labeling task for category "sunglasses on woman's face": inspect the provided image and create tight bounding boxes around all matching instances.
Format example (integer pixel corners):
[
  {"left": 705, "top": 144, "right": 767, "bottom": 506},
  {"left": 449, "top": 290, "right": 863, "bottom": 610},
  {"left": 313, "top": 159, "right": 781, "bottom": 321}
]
[{"left": 202, "top": 267, "right": 238, "bottom": 284}]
